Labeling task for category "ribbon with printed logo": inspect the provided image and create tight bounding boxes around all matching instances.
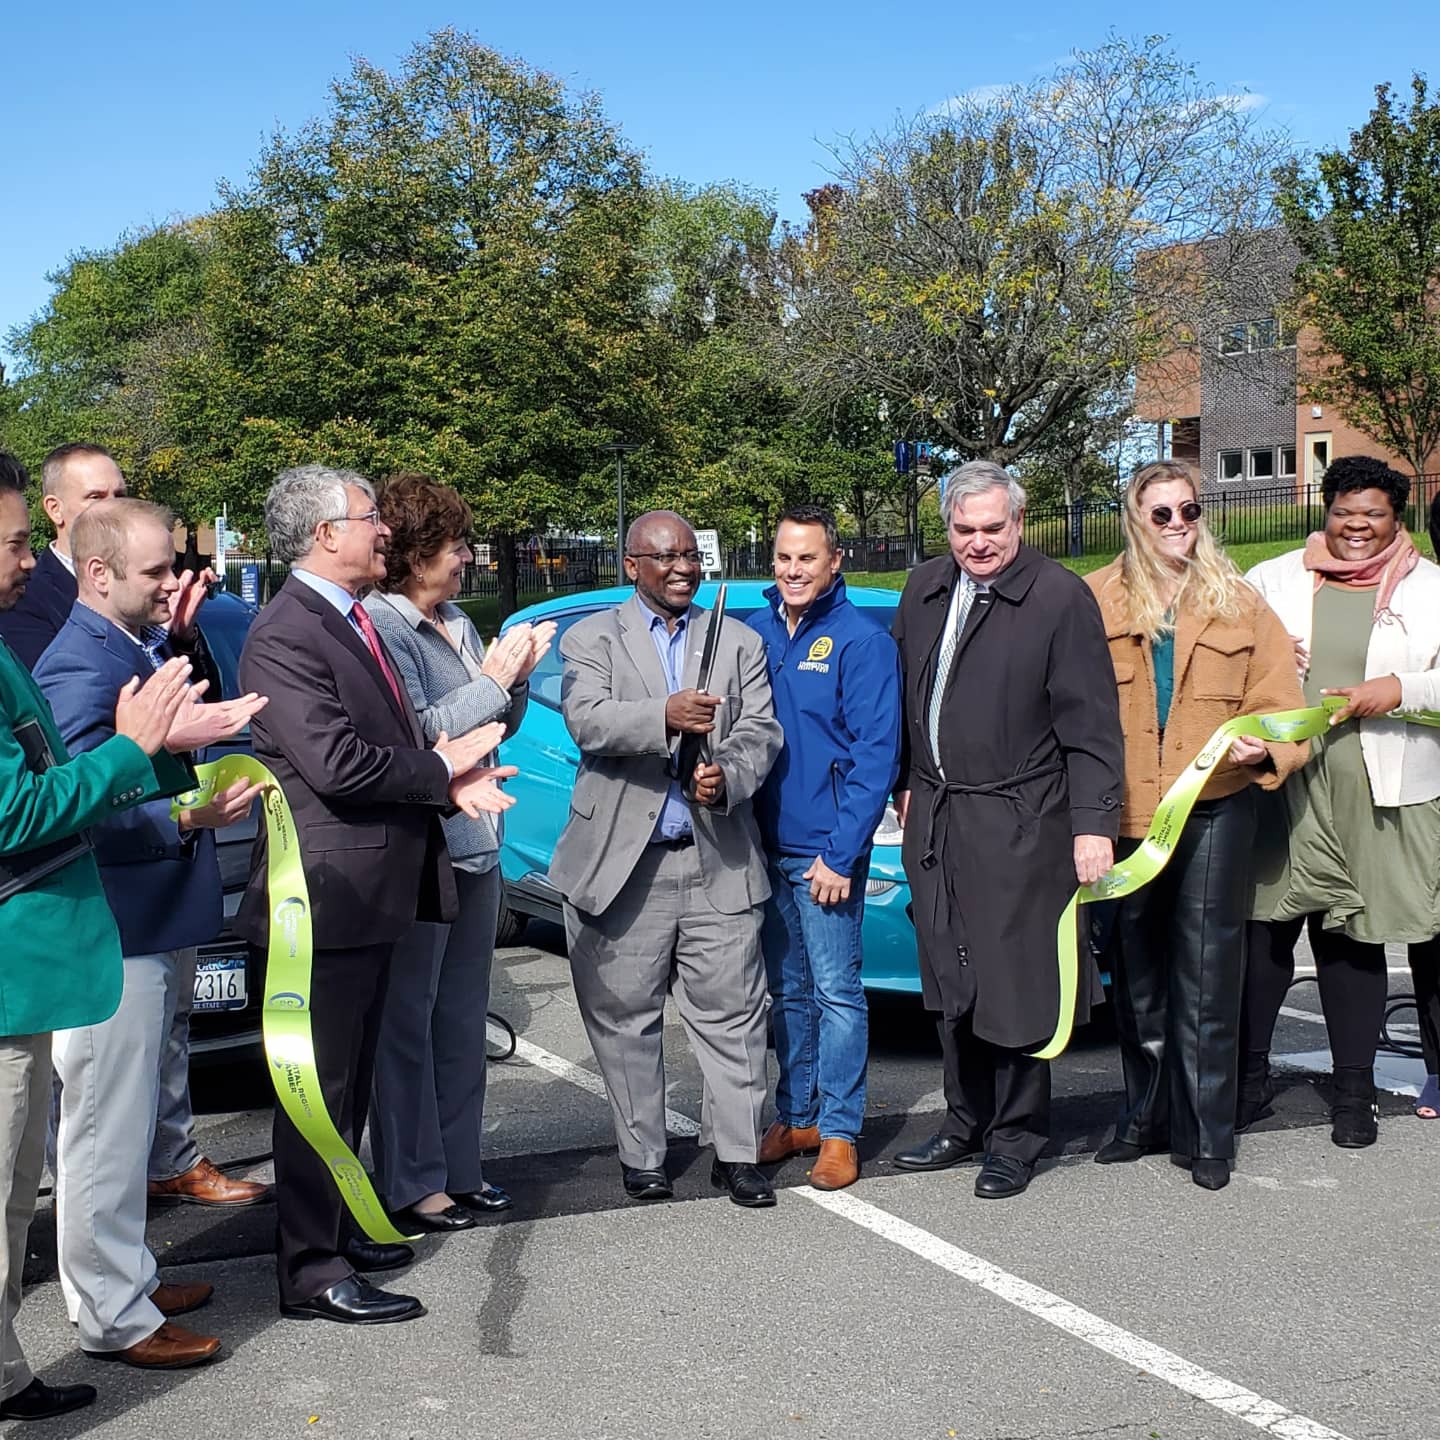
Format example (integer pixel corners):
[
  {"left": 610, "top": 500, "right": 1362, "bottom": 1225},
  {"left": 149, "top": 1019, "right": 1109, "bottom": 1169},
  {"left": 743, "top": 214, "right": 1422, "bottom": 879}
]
[
  {"left": 175, "top": 756, "right": 413, "bottom": 1243},
  {"left": 1034, "top": 697, "right": 1440, "bottom": 1060}
]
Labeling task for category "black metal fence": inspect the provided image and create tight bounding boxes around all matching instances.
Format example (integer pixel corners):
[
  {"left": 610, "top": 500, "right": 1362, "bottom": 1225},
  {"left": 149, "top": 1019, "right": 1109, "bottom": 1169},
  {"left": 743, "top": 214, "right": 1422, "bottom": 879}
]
[{"left": 212, "top": 473, "right": 1440, "bottom": 605}]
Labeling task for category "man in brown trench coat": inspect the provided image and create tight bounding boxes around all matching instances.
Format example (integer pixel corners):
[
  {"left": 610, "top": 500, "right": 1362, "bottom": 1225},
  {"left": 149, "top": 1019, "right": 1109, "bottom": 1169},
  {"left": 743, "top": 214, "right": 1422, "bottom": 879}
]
[{"left": 891, "top": 461, "right": 1123, "bottom": 1198}]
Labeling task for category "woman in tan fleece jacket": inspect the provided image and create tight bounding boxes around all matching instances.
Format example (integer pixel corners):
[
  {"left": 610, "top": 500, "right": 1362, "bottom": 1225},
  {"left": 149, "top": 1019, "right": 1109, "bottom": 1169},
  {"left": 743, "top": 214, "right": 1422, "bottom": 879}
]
[{"left": 1084, "top": 461, "right": 1306, "bottom": 1190}]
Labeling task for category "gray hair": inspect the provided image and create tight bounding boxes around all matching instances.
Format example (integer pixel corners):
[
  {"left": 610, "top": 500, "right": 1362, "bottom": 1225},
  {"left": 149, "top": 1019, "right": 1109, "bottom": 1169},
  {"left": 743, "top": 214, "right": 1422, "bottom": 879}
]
[
  {"left": 939, "top": 460, "right": 1027, "bottom": 525},
  {"left": 265, "top": 464, "right": 376, "bottom": 565}
]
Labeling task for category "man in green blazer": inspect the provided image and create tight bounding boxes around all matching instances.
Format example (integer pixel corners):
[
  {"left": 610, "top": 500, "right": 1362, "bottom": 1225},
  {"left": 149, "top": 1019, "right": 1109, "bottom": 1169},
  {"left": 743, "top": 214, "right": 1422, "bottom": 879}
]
[{"left": 0, "top": 453, "right": 252, "bottom": 1422}]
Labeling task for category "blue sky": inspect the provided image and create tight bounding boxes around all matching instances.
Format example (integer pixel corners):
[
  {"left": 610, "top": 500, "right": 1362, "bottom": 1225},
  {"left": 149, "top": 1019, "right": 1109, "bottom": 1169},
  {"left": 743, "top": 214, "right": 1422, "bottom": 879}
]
[{"left": 3, "top": 1, "right": 1435, "bottom": 359}]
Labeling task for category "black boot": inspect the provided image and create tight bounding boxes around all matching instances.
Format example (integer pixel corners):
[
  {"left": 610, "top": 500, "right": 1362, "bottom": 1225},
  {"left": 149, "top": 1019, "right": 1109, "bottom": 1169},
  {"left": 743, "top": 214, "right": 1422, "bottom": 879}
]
[
  {"left": 1235, "top": 1052, "right": 1275, "bottom": 1133},
  {"left": 1330, "top": 1065, "right": 1378, "bottom": 1148}
]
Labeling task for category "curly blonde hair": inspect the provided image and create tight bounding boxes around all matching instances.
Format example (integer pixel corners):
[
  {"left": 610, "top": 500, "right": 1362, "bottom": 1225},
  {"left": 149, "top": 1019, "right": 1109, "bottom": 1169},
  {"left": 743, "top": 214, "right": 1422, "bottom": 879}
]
[{"left": 1110, "top": 460, "right": 1244, "bottom": 640}]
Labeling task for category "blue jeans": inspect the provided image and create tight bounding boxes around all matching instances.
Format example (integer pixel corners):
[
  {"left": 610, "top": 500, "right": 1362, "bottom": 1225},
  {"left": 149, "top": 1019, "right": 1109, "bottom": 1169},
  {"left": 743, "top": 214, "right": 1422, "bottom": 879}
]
[{"left": 761, "top": 854, "right": 869, "bottom": 1141}]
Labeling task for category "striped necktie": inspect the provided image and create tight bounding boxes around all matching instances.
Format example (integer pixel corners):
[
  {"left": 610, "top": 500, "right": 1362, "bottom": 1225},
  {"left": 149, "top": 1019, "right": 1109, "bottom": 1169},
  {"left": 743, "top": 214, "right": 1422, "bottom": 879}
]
[{"left": 926, "top": 574, "right": 975, "bottom": 777}]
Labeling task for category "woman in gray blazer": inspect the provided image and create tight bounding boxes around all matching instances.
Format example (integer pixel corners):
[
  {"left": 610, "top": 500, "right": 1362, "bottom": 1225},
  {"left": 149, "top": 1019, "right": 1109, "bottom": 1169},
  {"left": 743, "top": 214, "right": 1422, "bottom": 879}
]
[{"left": 363, "top": 475, "right": 554, "bottom": 1230}]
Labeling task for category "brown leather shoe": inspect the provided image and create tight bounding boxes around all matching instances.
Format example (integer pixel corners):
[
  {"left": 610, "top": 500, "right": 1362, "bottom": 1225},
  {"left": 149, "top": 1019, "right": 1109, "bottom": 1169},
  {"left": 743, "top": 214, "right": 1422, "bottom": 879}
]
[
  {"left": 88, "top": 1321, "right": 220, "bottom": 1370},
  {"left": 758, "top": 1121, "right": 821, "bottom": 1165},
  {"left": 151, "top": 1281, "right": 214, "bottom": 1317},
  {"left": 148, "top": 1157, "right": 271, "bottom": 1208},
  {"left": 809, "top": 1139, "right": 859, "bottom": 1191}
]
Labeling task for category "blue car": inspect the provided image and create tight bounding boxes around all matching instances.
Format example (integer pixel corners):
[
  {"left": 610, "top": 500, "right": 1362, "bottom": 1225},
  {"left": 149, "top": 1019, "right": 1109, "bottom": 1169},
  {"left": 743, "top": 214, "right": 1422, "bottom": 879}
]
[{"left": 496, "top": 581, "right": 921, "bottom": 993}]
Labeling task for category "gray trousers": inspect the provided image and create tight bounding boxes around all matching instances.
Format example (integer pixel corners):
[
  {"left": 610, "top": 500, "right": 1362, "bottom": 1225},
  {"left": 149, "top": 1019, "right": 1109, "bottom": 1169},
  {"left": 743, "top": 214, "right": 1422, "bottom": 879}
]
[
  {"left": 0, "top": 1034, "right": 49, "bottom": 1401},
  {"left": 370, "top": 866, "right": 502, "bottom": 1211},
  {"left": 565, "top": 841, "right": 768, "bottom": 1171},
  {"left": 53, "top": 948, "right": 193, "bottom": 1351},
  {"left": 148, "top": 946, "right": 200, "bottom": 1182}
]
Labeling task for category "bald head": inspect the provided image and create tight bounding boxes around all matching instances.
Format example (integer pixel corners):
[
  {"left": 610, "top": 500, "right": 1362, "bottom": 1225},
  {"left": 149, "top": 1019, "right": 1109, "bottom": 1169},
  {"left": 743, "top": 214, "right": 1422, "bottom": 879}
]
[
  {"left": 41, "top": 444, "right": 127, "bottom": 556},
  {"left": 623, "top": 510, "right": 700, "bottom": 622}
]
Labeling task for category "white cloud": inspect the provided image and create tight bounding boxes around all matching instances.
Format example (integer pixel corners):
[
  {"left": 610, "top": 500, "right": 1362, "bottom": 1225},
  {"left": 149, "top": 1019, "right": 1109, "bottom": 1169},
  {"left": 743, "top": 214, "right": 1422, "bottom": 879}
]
[
  {"left": 1218, "top": 92, "right": 1269, "bottom": 113},
  {"left": 929, "top": 83, "right": 1017, "bottom": 117}
]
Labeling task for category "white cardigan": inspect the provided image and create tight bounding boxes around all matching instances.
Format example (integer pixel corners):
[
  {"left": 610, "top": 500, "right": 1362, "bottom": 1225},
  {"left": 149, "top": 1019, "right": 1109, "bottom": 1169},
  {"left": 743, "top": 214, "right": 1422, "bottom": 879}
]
[{"left": 1246, "top": 548, "right": 1440, "bottom": 807}]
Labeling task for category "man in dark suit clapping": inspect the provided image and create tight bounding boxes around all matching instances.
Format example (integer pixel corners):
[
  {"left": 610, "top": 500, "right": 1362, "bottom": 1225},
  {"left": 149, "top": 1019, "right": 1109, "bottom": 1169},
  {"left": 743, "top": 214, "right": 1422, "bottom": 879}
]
[{"left": 237, "top": 465, "right": 514, "bottom": 1327}]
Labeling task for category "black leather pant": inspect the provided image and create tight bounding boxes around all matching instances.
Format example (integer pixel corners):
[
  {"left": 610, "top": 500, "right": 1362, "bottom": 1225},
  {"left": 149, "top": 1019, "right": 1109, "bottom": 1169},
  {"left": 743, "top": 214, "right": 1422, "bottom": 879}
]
[{"left": 1109, "top": 789, "right": 1256, "bottom": 1160}]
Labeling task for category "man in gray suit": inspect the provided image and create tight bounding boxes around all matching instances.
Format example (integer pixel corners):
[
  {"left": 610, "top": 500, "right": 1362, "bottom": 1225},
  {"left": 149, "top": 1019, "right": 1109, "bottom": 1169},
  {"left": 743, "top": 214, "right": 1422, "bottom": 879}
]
[{"left": 551, "top": 511, "right": 782, "bottom": 1207}]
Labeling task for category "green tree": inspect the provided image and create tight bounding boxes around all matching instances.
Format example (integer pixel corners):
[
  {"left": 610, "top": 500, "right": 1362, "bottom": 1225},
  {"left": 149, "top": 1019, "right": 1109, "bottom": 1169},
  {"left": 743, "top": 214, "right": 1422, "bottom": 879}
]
[
  {"left": 1, "top": 224, "right": 212, "bottom": 533},
  {"left": 1276, "top": 75, "right": 1440, "bottom": 479},
  {"left": 781, "top": 36, "right": 1286, "bottom": 471},
  {"left": 173, "top": 29, "right": 663, "bottom": 612}
]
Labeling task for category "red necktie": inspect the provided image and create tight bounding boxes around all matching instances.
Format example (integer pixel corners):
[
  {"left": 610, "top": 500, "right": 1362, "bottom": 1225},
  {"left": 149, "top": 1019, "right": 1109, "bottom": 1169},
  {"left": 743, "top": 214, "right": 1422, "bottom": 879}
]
[{"left": 351, "top": 603, "right": 406, "bottom": 712}]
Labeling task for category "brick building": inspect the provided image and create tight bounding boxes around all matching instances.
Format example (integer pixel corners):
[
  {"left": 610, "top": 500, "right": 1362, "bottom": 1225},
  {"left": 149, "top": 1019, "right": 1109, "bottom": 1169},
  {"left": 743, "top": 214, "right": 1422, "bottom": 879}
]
[{"left": 1134, "top": 243, "right": 1438, "bottom": 494}]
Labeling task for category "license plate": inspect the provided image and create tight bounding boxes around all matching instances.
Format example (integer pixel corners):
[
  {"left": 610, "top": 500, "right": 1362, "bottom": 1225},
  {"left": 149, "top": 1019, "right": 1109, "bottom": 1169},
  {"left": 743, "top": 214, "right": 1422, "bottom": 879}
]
[{"left": 193, "top": 953, "right": 248, "bottom": 1012}]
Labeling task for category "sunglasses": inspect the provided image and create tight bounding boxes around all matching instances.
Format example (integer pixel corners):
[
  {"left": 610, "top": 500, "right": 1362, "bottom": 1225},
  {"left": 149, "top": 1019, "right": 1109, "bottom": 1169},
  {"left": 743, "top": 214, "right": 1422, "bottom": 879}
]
[{"left": 1149, "top": 501, "right": 1203, "bottom": 527}]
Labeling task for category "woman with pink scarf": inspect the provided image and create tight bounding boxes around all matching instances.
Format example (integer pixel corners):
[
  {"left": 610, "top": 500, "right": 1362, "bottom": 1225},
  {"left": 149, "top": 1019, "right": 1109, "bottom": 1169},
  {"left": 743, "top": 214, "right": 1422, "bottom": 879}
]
[{"left": 1240, "top": 456, "right": 1440, "bottom": 1143}]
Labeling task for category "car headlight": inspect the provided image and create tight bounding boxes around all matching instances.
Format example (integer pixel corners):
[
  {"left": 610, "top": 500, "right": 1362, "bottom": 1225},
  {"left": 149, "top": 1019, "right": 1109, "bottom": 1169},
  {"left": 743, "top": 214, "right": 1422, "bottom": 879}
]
[
  {"left": 871, "top": 803, "right": 903, "bottom": 847},
  {"left": 864, "top": 877, "right": 899, "bottom": 897}
]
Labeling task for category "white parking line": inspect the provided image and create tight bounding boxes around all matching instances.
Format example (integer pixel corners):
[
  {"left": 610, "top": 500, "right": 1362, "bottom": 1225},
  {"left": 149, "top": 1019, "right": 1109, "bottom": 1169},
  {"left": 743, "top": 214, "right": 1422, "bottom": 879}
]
[
  {"left": 798, "top": 1187, "right": 1353, "bottom": 1440},
  {"left": 509, "top": 1034, "right": 701, "bottom": 1138},
  {"left": 509, "top": 1032, "right": 1354, "bottom": 1440}
]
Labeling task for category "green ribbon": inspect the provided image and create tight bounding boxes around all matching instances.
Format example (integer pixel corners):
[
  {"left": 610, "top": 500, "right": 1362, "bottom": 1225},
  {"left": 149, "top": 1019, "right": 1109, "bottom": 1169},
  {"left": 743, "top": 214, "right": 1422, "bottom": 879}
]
[
  {"left": 1033, "top": 696, "right": 1440, "bottom": 1061},
  {"left": 175, "top": 756, "right": 413, "bottom": 1243}
]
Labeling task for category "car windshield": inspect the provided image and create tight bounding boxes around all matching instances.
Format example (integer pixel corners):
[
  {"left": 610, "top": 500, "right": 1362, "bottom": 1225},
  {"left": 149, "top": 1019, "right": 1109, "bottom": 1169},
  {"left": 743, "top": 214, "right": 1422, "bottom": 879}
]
[{"left": 520, "top": 597, "right": 897, "bottom": 710}]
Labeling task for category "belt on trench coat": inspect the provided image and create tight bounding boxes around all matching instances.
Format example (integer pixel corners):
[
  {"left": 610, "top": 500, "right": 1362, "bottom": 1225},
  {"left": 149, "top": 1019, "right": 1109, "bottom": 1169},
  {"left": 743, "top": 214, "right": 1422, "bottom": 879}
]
[{"left": 914, "top": 758, "right": 1067, "bottom": 871}]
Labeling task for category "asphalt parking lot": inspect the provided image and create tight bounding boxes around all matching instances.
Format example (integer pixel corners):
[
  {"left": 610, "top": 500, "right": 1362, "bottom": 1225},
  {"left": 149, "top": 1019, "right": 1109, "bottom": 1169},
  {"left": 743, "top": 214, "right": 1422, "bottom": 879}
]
[{"left": 13, "top": 921, "right": 1435, "bottom": 1440}]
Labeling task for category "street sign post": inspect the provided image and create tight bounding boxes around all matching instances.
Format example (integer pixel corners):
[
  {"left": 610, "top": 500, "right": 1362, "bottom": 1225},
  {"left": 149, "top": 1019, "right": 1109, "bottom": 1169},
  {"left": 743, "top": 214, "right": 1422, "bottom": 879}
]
[{"left": 694, "top": 528, "right": 723, "bottom": 577}]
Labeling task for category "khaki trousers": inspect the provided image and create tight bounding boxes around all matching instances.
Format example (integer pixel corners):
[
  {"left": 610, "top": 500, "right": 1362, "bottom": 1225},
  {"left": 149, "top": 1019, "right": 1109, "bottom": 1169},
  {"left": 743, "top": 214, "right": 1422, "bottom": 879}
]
[{"left": 0, "top": 1033, "right": 49, "bottom": 1401}]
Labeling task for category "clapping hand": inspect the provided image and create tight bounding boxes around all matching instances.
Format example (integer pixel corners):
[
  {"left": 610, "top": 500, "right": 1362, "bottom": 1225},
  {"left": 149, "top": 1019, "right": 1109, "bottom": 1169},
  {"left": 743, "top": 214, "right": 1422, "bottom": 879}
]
[
  {"left": 448, "top": 764, "right": 520, "bottom": 818},
  {"left": 481, "top": 626, "right": 535, "bottom": 690},
  {"left": 434, "top": 721, "right": 506, "bottom": 778},
  {"left": 168, "top": 568, "right": 217, "bottom": 639},
  {"left": 523, "top": 620, "right": 557, "bottom": 678},
  {"left": 115, "top": 659, "right": 194, "bottom": 756},
  {"left": 165, "top": 684, "right": 269, "bottom": 752}
]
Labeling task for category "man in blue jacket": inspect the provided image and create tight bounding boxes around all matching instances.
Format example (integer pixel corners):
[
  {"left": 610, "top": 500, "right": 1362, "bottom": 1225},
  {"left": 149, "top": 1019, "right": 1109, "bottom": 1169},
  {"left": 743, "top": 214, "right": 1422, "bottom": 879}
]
[
  {"left": 747, "top": 505, "right": 902, "bottom": 1190},
  {"left": 35, "top": 499, "right": 264, "bottom": 1369}
]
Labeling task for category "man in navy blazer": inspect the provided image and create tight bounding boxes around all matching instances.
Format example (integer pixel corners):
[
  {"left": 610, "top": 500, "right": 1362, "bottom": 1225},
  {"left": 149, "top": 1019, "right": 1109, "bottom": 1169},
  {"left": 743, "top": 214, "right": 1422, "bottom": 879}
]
[{"left": 34, "top": 499, "right": 265, "bottom": 1370}]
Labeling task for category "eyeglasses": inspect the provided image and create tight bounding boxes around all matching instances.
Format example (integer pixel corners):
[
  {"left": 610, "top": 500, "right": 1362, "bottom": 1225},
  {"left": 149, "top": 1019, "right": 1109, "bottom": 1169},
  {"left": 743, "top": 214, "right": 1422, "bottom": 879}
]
[
  {"left": 324, "top": 510, "right": 381, "bottom": 528},
  {"left": 1149, "top": 502, "right": 1203, "bottom": 527},
  {"left": 626, "top": 550, "right": 704, "bottom": 567}
]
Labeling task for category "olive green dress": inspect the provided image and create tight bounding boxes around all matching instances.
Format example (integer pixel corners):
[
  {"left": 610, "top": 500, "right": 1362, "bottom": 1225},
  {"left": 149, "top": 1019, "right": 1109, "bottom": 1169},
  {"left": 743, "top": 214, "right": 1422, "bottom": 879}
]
[{"left": 1251, "top": 581, "right": 1440, "bottom": 941}]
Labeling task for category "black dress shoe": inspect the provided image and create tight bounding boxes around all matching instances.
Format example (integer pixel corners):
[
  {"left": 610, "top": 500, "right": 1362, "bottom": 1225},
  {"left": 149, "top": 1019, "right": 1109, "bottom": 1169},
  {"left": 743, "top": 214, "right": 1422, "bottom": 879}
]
[
  {"left": 892, "top": 1133, "right": 981, "bottom": 1171},
  {"left": 621, "top": 1165, "right": 673, "bottom": 1201},
  {"left": 392, "top": 1203, "right": 475, "bottom": 1232},
  {"left": 1094, "top": 1138, "right": 1168, "bottom": 1165},
  {"left": 452, "top": 1184, "right": 513, "bottom": 1213},
  {"left": 1191, "top": 1158, "right": 1231, "bottom": 1191},
  {"left": 0, "top": 1377, "right": 98, "bottom": 1421},
  {"left": 281, "top": 1275, "right": 425, "bottom": 1325},
  {"left": 710, "top": 1159, "right": 776, "bottom": 1208},
  {"left": 341, "top": 1238, "right": 415, "bottom": 1272},
  {"left": 974, "top": 1154, "right": 1034, "bottom": 1199}
]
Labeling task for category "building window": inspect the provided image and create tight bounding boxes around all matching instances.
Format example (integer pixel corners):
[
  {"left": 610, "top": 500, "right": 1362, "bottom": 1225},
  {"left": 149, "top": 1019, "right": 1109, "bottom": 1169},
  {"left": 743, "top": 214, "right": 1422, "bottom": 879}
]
[
  {"left": 1219, "top": 323, "right": 1249, "bottom": 356},
  {"left": 1279, "top": 446, "right": 1297, "bottom": 478},
  {"left": 1218, "top": 450, "right": 1244, "bottom": 482},
  {"left": 1249, "top": 448, "right": 1276, "bottom": 480},
  {"left": 1217, "top": 317, "right": 1286, "bottom": 354}
]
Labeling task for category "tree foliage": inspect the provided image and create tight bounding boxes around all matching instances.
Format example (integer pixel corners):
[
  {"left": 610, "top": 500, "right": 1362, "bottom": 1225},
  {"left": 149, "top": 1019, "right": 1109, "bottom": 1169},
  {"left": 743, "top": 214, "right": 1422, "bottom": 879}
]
[
  {"left": 1277, "top": 75, "right": 1440, "bottom": 477},
  {"left": 781, "top": 35, "right": 1287, "bottom": 468}
]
